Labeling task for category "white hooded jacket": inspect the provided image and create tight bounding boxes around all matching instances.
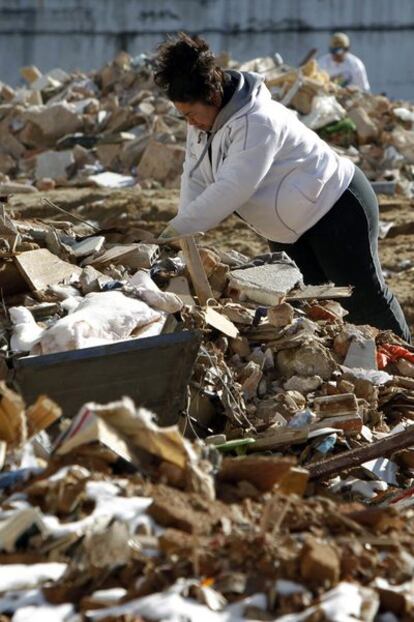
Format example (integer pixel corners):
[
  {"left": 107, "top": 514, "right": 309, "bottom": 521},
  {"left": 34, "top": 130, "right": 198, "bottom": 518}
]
[{"left": 170, "top": 71, "right": 355, "bottom": 244}]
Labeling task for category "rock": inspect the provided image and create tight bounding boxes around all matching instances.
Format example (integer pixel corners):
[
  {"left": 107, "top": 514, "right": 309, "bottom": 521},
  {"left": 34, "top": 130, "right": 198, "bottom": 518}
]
[
  {"left": 229, "top": 263, "right": 302, "bottom": 306},
  {"left": 199, "top": 248, "right": 222, "bottom": 277},
  {"left": 23, "top": 103, "right": 83, "bottom": 144},
  {"left": 35, "top": 150, "right": 74, "bottom": 181},
  {"left": 300, "top": 538, "right": 340, "bottom": 587},
  {"left": 267, "top": 302, "right": 294, "bottom": 328},
  {"left": 276, "top": 342, "right": 336, "bottom": 380},
  {"left": 96, "top": 143, "right": 122, "bottom": 169},
  {"left": 239, "top": 361, "right": 263, "bottom": 400},
  {"left": 283, "top": 374, "right": 323, "bottom": 394},
  {"left": 209, "top": 263, "right": 230, "bottom": 295},
  {"left": 20, "top": 65, "right": 42, "bottom": 84},
  {"left": 36, "top": 177, "right": 56, "bottom": 191},
  {"left": 395, "top": 358, "right": 414, "bottom": 378},
  {"left": 348, "top": 106, "right": 379, "bottom": 143},
  {"left": 230, "top": 336, "right": 251, "bottom": 358},
  {"left": 333, "top": 325, "right": 376, "bottom": 359},
  {"left": 0, "top": 153, "right": 16, "bottom": 175},
  {"left": 0, "top": 182, "right": 37, "bottom": 194},
  {"left": 137, "top": 140, "right": 185, "bottom": 183},
  {"left": 390, "top": 127, "right": 414, "bottom": 164}
]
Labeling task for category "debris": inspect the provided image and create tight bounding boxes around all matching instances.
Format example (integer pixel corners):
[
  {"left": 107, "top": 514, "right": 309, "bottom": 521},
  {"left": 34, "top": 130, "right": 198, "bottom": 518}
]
[
  {"left": 137, "top": 140, "right": 186, "bottom": 185},
  {"left": 0, "top": 49, "right": 414, "bottom": 622},
  {"left": 86, "top": 243, "right": 160, "bottom": 270},
  {"left": 229, "top": 261, "right": 302, "bottom": 305},
  {"left": 35, "top": 150, "right": 74, "bottom": 181},
  {"left": 309, "top": 425, "right": 414, "bottom": 480},
  {"left": 300, "top": 538, "right": 340, "bottom": 587},
  {"left": 180, "top": 236, "right": 213, "bottom": 305},
  {"left": 15, "top": 248, "right": 82, "bottom": 291}
]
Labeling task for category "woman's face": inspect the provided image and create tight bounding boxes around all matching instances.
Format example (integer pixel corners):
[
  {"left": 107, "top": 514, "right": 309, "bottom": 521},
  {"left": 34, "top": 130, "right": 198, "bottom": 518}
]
[{"left": 174, "top": 97, "right": 221, "bottom": 132}]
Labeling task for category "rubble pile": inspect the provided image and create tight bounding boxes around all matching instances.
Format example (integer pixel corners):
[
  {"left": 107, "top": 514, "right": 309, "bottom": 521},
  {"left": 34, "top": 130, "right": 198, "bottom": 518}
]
[
  {"left": 1, "top": 51, "right": 414, "bottom": 197},
  {"left": 1, "top": 195, "right": 414, "bottom": 619},
  {"left": 0, "top": 53, "right": 186, "bottom": 195}
]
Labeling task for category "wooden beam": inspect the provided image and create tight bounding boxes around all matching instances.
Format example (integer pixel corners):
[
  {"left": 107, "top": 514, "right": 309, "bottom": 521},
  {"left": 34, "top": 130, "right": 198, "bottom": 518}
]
[
  {"left": 180, "top": 236, "right": 213, "bottom": 306},
  {"left": 308, "top": 425, "right": 414, "bottom": 481}
]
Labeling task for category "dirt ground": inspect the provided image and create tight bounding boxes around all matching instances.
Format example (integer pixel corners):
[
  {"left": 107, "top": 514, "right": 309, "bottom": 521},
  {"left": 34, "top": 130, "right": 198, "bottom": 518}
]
[{"left": 9, "top": 186, "right": 414, "bottom": 333}]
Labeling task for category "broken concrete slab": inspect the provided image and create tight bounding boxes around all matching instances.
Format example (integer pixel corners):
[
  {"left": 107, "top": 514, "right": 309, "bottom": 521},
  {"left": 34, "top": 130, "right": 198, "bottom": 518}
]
[
  {"left": 23, "top": 102, "right": 83, "bottom": 143},
  {"left": 276, "top": 342, "right": 337, "bottom": 381},
  {"left": 15, "top": 248, "right": 82, "bottom": 291},
  {"left": 137, "top": 140, "right": 186, "bottom": 183},
  {"left": 343, "top": 337, "right": 378, "bottom": 370},
  {"left": 300, "top": 538, "right": 340, "bottom": 587},
  {"left": 85, "top": 243, "right": 159, "bottom": 270},
  {"left": 267, "top": 302, "right": 295, "bottom": 327},
  {"left": 35, "top": 150, "right": 74, "bottom": 181},
  {"left": 70, "top": 236, "right": 105, "bottom": 259},
  {"left": 166, "top": 276, "right": 196, "bottom": 307},
  {"left": 229, "top": 263, "right": 302, "bottom": 306}
]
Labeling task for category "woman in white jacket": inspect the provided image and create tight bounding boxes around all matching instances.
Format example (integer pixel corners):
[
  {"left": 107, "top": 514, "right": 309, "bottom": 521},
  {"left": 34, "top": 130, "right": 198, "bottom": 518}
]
[{"left": 155, "top": 33, "right": 410, "bottom": 342}]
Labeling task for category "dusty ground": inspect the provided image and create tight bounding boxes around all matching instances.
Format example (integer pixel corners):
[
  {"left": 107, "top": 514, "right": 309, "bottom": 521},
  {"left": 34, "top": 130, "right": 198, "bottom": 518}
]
[{"left": 9, "top": 186, "right": 414, "bottom": 333}]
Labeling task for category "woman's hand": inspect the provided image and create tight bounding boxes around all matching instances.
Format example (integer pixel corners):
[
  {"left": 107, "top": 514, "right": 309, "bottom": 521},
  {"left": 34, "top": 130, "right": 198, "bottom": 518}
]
[{"left": 158, "top": 223, "right": 179, "bottom": 239}]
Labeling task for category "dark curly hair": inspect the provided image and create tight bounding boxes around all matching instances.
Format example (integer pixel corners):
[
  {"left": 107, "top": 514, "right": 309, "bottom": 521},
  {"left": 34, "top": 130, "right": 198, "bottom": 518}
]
[{"left": 153, "top": 32, "right": 225, "bottom": 103}]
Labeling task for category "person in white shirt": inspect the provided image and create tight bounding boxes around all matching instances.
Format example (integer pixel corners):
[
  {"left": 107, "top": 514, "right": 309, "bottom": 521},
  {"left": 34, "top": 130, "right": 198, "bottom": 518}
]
[
  {"left": 154, "top": 33, "right": 409, "bottom": 340},
  {"left": 318, "top": 32, "right": 370, "bottom": 91}
]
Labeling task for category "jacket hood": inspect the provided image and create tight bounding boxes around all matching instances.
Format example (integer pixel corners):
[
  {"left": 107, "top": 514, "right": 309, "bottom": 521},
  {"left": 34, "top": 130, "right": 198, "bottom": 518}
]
[
  {"left": 212, "top": 70, "right": 265, "bottom": 132},
  {"left": 189, "top": 70, "right": 265, "bottom": 176}
]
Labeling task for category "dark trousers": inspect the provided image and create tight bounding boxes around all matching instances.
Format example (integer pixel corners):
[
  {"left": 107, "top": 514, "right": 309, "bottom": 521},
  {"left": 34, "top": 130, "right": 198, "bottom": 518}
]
[{"left": 269, "top": 167, "right": 411, "bottom": 342}]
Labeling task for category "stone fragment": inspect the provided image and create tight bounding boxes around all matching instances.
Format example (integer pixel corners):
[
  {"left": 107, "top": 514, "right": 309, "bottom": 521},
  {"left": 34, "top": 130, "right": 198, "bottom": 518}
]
[
  {"left": 35, "top": 150, "right": 74, "bottom": 180},
  {"left": 209, "top": 263, "right": 230, "bottom": 295},
  {"left": 36, "top": 177, "right": 56, "bottom": 191},
  {"left": 0, "top": 153, "right": 16, "bottom": 174},
  {"left": 23, "top": 102, "right": 83, "bottom": 144},
  {"left": 229, "top": 336, "right": 251, "bottom": 358},
  {"left": 348, "top": 106, "right": 379, "bottom": 143},
  {"left": 239, "top": 361, "right": 263, "bottom": 400},
  {"left": 300, "top": 538, "right": 340, "bottom": 586},
  {"left": 137, "top": 140, "right": 185, "bottom": 183},
  {"left": 20, "top": 65, "right": 42, "bottom": 84},
  {"left": 229, "top": 263, "right": 302, "bottom": 306},
  {"left": 276, "top": 342, "right": 336, "bottom": 380},
  {"left": 199, "top": 248, "right": 221, "bottom": 277},
  {"left": 283, "top": 374, "right": 322, "bottom": 394},
  {"left": 267, "top": 302, "right": 294, "bottom": 327},
  {"left": 395, "top": 358, "right": 414, "bottom": 377}
]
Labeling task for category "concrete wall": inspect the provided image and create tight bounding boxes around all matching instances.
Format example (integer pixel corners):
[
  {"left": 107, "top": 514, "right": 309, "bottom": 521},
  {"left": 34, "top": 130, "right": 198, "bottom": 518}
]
[{"left": 0, "top": 0, "right": 413, "bottom": 99}]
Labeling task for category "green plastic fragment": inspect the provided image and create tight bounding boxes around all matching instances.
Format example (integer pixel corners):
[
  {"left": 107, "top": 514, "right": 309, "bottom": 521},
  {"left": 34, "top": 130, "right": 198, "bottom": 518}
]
[{"left": 215, "top": 438, "right": 256, "bottom": 455}]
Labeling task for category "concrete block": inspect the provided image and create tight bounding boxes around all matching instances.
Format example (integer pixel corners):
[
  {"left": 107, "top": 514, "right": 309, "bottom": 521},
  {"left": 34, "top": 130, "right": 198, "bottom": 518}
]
[
  {"left": 137, "top": 140, "right": 185, "bottom": 183},
  {"left": 35, "top": 150, "right": 74, "bottom": 180},
  {"left": 229, "top": 263, "right": 302, "bottom": 306}
]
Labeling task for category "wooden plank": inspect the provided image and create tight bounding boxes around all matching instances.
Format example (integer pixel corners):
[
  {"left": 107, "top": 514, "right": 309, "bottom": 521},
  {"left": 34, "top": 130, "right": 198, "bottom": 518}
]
[
  {"left": 203, "top": 307, "right": 239, "bottom": 338},
  {"left": 180, "top": 236, "right": 213, "bottom": 306},
  {"left": 12, "top": 331, "right": 202, "bottom": 425},
  {"left": 249, "top": 427, "right": 309, "bottom": 452},
  {"left": 15, "top": 248, "right": 81, "bottom": 291},
  {"left": 308, "top": 425, "right": 414, "bottom": 481},
  {"left": 286, "top": 284, "right": 353, "bottom": 301}
]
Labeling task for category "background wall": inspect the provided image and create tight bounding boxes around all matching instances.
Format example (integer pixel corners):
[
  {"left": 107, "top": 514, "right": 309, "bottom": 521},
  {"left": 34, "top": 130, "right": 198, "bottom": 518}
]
[{"left": 0, "top": 0, "right": 412, "bottom": 99}]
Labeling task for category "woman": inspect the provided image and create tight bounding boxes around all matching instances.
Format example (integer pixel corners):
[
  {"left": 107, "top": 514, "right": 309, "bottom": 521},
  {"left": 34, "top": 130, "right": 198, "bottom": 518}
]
[{"left": 154, "top": 33, "right": 410, "bottom": 342}]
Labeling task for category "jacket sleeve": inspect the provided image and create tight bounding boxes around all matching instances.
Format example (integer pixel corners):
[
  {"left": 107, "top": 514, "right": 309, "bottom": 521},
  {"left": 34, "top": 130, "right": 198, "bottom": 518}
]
[
  {"left": 171, "top": 120, "right": 279, "bottom": 234},
  {"left": 179, "top": 129, "right": 206, "bottom": 209}
]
